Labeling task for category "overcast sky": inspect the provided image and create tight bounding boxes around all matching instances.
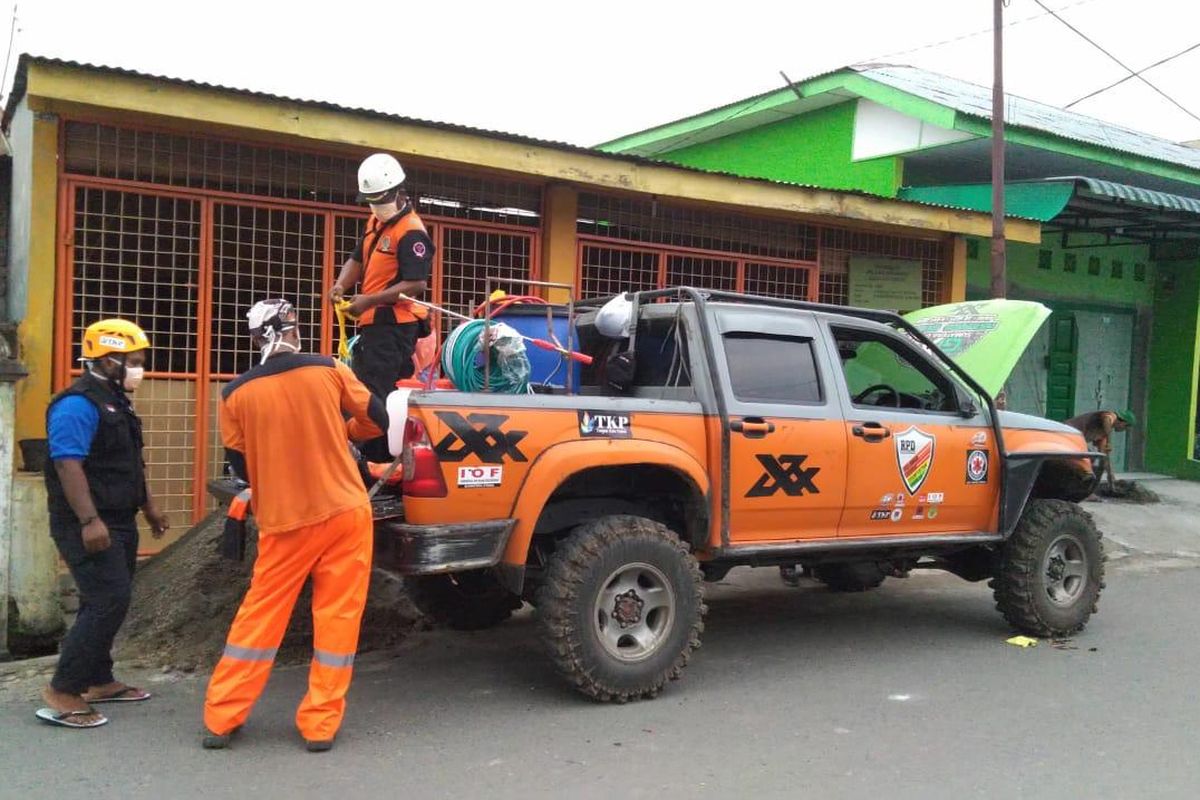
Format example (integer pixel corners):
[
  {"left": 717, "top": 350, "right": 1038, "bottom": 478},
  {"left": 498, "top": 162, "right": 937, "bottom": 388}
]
[{"left": 5, "top": 0, "right": 1200, "bottom": 147}]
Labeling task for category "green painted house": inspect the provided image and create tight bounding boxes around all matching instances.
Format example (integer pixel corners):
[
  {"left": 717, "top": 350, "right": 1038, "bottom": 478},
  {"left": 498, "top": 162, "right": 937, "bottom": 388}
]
[{"left": 602, "top": 64, "right": 1200, "bottom": 479}]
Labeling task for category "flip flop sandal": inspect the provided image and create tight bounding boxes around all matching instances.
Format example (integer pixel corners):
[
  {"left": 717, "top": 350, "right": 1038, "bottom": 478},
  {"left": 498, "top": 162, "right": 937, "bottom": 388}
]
[
  {"left": 35, "top": 707, "right": 109, "bottom": 729},
  {"left": 86, "top": 686, "right": 152, "bottom": 704}
]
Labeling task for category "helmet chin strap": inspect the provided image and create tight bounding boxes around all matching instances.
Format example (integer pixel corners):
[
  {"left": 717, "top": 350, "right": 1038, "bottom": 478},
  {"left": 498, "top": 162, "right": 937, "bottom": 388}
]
[
  {"left": 91, "top": 355, "right": 129, "bottom": 392},
  {"left": 259, "top": 328, "right": 300, "bottom": 364}
]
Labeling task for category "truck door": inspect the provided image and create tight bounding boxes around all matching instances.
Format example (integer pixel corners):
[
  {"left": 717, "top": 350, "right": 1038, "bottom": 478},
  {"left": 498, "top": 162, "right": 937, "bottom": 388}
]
[
  {"left": 827, "top": 323, "right": 999, "bottom": 536},
  {"left": 714, "top": 307, "right": 848, "bottom": 543}
]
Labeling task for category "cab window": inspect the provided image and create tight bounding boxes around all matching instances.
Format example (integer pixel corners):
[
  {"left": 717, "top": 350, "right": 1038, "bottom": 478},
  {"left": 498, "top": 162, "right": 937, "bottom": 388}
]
[
  {"left": 833, "top": 327, "right": 958, "bottom": 413},
  {"left": 723, "top": 333, "right": 823, "bottom": 404}
]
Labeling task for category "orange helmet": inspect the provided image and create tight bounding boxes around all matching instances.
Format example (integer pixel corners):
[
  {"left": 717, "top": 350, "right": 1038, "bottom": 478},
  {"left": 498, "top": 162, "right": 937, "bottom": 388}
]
[{"left": 81, "top": 319, "right": 151, "bottom": 360}]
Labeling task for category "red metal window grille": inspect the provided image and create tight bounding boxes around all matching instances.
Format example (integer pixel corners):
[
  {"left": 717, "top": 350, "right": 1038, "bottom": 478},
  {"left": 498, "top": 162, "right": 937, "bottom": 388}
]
[
  {"left": 743, "top": 262, "right": 815, "bottom": 301},
  {"left": 437, "top": 227, "right": 536, "bottom": 338},
  {"left": 665, "top": 255, "right": 738, "bottom": 292},
  {"left": 209, "top": 204, "right": 326, "bottom": 377},
  {"left": 819, "top": 227, "right": 946, "bottom": 306},
  {"left": 579, "top": 243, "right": 660, "bottom": 298},
  {"left": 70, "top": 187, "right": 202, "bottom": 373}
]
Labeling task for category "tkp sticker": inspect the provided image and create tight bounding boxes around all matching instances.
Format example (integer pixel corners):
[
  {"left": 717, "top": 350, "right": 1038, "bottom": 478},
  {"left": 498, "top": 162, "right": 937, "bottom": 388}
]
[
  {"left": 578, "top": 410, "right": 631, "bottom": 439},
  {"left": 98, "top": 335, "right": 128, "bottom": 350},
  {"left": 457, "top": 465, "right": 503, "bottom": 488},
  {"left": 895, "top": 427, "right": 935, "bottom": 496},
  {"left": 967, "top": 449, "right": 990, "bottom": 484}
]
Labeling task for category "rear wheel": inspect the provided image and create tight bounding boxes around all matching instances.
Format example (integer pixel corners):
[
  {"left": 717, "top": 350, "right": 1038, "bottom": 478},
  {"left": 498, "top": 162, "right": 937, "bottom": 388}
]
[
  {"left": 991, "top": 500, "right": 1105, "bottom": 637},
  {"left": 405, "top": 570, "right": 523, "bottom": 631},
  {"left": 813, "top": 562, "right": 887, "bottom": 592},
  {"left": 536, "top": 515, "right": 705, "bottom": 702}
]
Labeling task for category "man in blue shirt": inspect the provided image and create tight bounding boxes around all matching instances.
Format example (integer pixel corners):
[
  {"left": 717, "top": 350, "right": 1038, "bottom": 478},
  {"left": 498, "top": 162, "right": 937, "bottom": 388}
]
[{"left": 36, "top": 319, "right": 169, "bottom": 729}]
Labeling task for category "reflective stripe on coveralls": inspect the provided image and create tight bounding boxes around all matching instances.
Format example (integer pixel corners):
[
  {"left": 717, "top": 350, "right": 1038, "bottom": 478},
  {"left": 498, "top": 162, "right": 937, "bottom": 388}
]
[{"left": 203, "top": 501, "right": 373, "bottom": 742}]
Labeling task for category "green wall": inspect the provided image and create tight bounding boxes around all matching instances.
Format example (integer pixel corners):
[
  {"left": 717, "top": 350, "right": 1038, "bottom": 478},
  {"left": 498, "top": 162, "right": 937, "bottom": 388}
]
[
  {"left": 661, "top": 101, "right": 901, "bottom": 197},
  {"left": 964, "top": 237, "right": 1155, "bottom": 308},
  {"left": 1145, "top": 261, "right": 1200, "bottom": 479}
]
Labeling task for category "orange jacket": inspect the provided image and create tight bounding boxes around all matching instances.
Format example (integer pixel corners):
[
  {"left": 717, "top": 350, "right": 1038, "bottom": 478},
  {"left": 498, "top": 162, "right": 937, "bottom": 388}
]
[
  {"left": 357, "top": 206, "right": 434, "bottom": 326},
  {"left": 219, "top": 354, "right": 387, "bottom": 534}
]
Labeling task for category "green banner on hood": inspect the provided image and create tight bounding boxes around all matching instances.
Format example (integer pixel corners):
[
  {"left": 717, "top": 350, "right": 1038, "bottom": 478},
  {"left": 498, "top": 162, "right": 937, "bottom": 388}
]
[{"left": 904, "top": 300, "right": 1051, "bottom": 397}]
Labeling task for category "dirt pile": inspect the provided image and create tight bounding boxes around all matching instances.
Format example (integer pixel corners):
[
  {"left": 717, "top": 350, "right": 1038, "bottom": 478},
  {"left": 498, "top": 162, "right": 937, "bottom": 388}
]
[
  {"left": 116, "top": 511, "right": 425, "bottom": 671},
  {"left": 1097, "top": 479, "right": 1161, "bottom": 504}
]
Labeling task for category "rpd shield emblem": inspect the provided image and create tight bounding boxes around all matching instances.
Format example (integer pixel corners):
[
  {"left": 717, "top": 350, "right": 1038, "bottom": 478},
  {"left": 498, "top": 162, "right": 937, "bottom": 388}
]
[{"left": 894, "top": 426, "right": 935, "bottom": 496}]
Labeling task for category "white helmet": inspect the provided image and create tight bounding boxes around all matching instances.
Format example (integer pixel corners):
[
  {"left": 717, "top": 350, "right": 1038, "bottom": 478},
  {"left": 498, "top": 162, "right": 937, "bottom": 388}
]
[
  {"left": 595, "top": 293, "right": 634, "bottom": 338},
  {"left": 357, "top": 153, "right": 406, "bottom": 201}
]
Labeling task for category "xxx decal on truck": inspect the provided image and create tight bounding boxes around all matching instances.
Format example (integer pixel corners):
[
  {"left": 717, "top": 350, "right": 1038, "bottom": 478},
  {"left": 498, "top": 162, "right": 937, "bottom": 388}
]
[
  {"left": 895, "top": 427, "right": 935, "bottom": 495},
  {"left": 434, "top": 411, "right": 528, "bottom": 463},
  {"left": 746, "top": 454, "right": 821, "bottom": 498}
]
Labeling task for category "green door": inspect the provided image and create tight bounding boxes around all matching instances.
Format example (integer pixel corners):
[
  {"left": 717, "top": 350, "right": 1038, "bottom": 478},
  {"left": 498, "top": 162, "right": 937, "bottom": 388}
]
[{"left": 1045, "top": 313, "right": 1077, "bottom": 421}]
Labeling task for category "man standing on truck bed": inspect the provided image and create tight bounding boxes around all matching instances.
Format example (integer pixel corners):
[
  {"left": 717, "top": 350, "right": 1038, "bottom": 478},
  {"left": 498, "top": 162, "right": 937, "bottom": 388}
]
[
  {"left": 203, "top": 299, "right": 389, "bottom": 753},
  {"left": 1066, "top": 409, "right": 1135, "bottom": 490},
  {"left": 330, "top": 153, "right": 434, "bottom": 459}
]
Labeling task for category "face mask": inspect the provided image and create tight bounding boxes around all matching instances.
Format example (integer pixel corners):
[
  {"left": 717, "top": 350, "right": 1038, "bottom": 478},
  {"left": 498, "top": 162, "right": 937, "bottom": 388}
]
[
  {"left": 123, "top": 366, "right": 145, "bottom": 392},
  {"left": 370, "top": 201, "right": 400, "bottom": 222}
]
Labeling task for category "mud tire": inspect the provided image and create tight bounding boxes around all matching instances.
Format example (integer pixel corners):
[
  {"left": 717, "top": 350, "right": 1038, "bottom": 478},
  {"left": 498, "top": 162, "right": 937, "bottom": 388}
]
[
  {"left": 405, "top": 570, "right": 523, "bottom": 631},
  {"left": 991, "top": 499, "right": 1105, "bottom": 637},
  {"left": 813, "top": 562, "right": 887, "bottom": 592},
  {"left": 535, "top": 515, "right": 706, "bottom": 702}
]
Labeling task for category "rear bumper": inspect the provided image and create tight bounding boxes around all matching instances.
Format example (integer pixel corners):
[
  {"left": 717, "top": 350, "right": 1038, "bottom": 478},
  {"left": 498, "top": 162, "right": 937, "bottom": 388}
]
[{"left": 374, "top": 518, "right": 516, "bottom": 575}]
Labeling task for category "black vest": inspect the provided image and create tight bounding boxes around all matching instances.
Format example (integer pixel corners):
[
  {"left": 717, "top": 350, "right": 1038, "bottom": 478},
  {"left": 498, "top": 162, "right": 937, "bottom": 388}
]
[{"left": 45, "top": 375, "right": 147, "bottom": 519}]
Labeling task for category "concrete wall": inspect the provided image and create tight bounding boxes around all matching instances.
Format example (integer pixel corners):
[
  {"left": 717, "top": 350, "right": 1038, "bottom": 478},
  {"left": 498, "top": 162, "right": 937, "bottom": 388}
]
[
  {"left": 662, "top": 101, "right": 902, "bottom": 197},
  {"left": 0, "top": 378, "right": 13, "bottom": 657},
  {"left": 7, "top": 473, "right": 63, "bottom": 639}
]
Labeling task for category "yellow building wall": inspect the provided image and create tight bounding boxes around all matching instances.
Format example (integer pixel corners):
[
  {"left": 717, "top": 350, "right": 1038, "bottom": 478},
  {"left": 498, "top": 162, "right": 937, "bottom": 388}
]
[
  {"left": 541, "top": 185, "right": 578, "bottom": 303},
  {"left": 15, "top": 111, "right": 59, "bottom": 443}
]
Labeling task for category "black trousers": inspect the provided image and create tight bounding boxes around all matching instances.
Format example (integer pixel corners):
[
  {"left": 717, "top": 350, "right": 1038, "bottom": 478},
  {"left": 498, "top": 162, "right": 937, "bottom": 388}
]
[
  {"left": 50, "top": 514, "right": 139, "bottom": 695},
  {"left": 352, "top": 322, "right": 418, "bottom": 462}
]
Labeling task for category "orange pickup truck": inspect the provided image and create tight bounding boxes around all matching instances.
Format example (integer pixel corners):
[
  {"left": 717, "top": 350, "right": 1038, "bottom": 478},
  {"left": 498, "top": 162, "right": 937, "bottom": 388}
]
[{"left": 374, "top": 288, "right": 1105, "bottom": 702}]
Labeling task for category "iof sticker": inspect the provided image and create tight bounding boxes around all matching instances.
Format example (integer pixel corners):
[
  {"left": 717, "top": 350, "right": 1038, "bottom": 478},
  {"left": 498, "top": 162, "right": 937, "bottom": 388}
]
[
  {"left": 457, "top": 465, "right": 503, "bottom": 488},
  {"left": 966, "top": 450, "right": 989, "bottom": 484}
]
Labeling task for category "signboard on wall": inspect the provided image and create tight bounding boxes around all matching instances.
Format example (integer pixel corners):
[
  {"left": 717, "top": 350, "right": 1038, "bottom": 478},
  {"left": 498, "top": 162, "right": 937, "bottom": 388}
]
[{"left": 848, "top": 257, "right": 923, "bottom": 311}]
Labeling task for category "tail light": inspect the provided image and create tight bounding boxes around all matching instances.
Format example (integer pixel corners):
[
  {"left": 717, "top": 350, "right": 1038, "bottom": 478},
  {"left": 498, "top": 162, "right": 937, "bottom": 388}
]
[{"left": 402, "top": 416, "right": 448, "bottom": 498}]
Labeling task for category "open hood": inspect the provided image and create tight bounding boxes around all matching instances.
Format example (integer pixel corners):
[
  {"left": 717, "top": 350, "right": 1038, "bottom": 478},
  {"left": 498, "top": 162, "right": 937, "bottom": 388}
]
[{"left": 904, "top": 300, "right": 1051, "bottom": 397}]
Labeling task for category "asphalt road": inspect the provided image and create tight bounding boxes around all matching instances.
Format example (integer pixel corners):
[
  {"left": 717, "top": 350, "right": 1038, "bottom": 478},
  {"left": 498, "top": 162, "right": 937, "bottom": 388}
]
[{"left": 2, "top": 561, "right": 1197, "bottom": 800}]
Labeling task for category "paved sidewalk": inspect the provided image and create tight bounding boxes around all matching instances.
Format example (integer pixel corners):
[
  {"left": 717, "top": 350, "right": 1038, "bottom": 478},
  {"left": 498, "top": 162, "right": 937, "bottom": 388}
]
[{"left": 1089, "top": 475, "right": 1200, "bottom": 562}]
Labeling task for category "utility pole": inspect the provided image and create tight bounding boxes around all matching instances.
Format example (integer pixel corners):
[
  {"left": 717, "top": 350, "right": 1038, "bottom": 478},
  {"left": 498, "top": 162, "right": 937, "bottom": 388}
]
[{"left": 990, "top": 0, "right": 1007, "bottom": 298}]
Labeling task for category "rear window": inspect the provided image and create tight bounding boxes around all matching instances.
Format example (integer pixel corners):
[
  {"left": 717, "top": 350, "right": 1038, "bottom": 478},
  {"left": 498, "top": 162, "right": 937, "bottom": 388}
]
[{"left": 723, "top": 333, "right": 822, "bottom": 404}]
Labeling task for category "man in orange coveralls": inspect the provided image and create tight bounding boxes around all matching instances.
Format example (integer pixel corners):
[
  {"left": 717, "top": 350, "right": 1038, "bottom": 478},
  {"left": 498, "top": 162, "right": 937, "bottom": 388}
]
[{"left": 202, "top": 299, "right": 389, "bottom": 753}]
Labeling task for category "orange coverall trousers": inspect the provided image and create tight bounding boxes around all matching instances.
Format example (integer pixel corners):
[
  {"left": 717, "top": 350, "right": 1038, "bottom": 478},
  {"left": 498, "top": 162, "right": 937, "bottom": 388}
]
[{"left": 204, "top": 503, "right": 373, "bottom": 741}]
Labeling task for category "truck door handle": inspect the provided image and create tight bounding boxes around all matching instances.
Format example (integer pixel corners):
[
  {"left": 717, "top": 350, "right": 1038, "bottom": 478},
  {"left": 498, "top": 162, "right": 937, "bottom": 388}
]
[
  {"left": 730, "top": 417, "right": 775, "bottom": 438},
  {"left": 852, "top": 422, "right": 891, "bottom": 442}
]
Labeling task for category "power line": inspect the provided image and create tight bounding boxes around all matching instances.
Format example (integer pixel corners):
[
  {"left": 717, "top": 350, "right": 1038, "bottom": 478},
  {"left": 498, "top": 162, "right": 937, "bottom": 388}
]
[
  {"left": 1065, "top": 41, "right": 1200, "bottom": 108},
  {"left": 641, "top": 1, "right": 1100, "bottom": 158},
  {"left": 0, "top": 4, "right": 17, "bottom": 106},
  {"left": 1031, "top": 0, "right": 1200, "bottom": 124},
  {"left": 860, "top": 0, "right": 1096, "bottom": 64}
]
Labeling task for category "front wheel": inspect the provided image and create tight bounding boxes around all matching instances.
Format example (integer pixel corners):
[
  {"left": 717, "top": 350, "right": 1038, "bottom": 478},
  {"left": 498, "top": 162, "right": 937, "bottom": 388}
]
[
  {"left": 535, "top": 516, "right": 706, "bottom": 702},
  {"left": 991, "top": 500, "right": 1105, "bottom": 637}
]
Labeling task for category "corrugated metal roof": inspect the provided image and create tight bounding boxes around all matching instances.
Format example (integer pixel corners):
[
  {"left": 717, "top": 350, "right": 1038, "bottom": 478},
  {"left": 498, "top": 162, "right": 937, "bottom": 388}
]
[
  {"left": 2, "top": 54, "right": 1039, "bottom": 224},
  {"left": 1061, "top": 175, "right": 1200, "bottom": 213},
  {"left": 851, "top": 64, "right": 1200, "bottom": 172}
]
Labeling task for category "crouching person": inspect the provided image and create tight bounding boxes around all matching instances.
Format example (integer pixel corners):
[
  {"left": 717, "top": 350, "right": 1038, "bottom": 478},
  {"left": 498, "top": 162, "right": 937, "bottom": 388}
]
[{"left": 203, "top": 299, "right": 388, "bottom": 752}]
